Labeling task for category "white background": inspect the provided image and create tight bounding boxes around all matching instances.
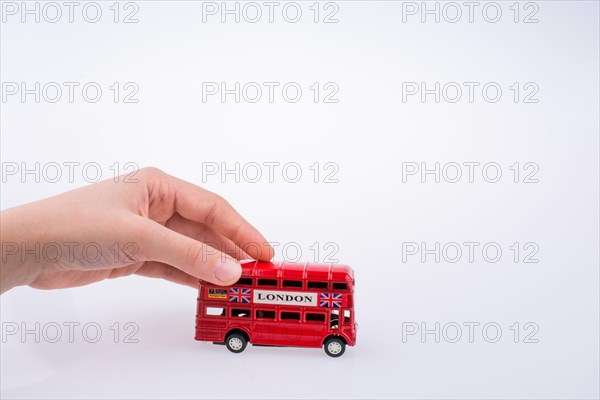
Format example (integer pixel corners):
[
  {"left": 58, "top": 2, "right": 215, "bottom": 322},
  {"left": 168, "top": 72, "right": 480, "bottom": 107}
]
[{"left": 1, "top": 1, "right": 599, "bottom": 398}]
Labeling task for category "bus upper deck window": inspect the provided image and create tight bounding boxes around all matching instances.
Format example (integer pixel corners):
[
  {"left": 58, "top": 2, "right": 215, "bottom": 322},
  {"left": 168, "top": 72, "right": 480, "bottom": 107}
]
[
  {"left": 282, "top": 280, "right": 302, "bottom": 288},
  {"left": 307, "top": 281, "right": 328, "bottom": 290},
  {"left": 332, "top": 282, "right": 348, "bottom": 291},
  {"left": 236, "top": 277, "right": 253, "bottom": 286},
  {"left": 257, "top": 278, "right": 278, "bottom": 287}
]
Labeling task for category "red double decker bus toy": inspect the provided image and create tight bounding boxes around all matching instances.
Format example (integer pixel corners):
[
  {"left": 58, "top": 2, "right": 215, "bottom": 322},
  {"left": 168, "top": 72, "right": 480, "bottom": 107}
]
[{"left": 195, "top": 260, "right": 357, "bottom": 357}]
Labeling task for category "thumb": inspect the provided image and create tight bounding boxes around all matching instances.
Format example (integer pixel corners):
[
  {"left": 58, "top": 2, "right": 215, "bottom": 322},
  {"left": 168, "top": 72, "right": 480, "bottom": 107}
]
[{"left": 137, "top": 218, "right": 242, "bottom": 285}]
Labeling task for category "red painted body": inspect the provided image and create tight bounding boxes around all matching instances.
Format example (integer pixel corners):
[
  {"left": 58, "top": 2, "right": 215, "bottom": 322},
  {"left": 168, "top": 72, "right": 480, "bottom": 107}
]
[{"left": 195, "top": 260, "right": 357, "bottom": 355}]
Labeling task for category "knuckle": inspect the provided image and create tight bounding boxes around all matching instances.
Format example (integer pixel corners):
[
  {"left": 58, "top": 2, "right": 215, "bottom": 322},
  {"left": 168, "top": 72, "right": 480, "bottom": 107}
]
[
  {"left": 230, "top": 222, "right": 244, "bottom": 242},
  {"left": 204, "top": 200, "right": 220, "bottom": 226},
  {"left": 139, "top": 166, "right": 164, "bottom": 181}
]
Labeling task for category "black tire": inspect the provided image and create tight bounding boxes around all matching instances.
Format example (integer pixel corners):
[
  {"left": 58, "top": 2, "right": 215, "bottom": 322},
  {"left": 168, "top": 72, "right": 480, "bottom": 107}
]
[
  {"left": 225, "top": 333, "right": 248, "bottom": 354},
  {"left": 324, "top": 337, "right": 346, "bottom": 357}
]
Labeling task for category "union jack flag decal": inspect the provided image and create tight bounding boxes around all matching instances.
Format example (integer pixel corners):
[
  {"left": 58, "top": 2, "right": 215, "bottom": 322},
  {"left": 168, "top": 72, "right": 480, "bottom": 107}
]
[
  {"left": 229, "top": 288, "right": 251, "bottom": 303},
  {"left": 319, "top": 293, "right": 342, "bottom": 308}
]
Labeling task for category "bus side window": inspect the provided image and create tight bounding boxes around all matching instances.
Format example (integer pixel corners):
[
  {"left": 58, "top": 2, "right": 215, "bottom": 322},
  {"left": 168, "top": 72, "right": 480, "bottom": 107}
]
[
  {"left": 256, "top": 310, "right": 275, "bottom": 319},
  {"left": 305, "top": 313, "right": 326, "bottom": 323},
  {"left": 280, "top": 311, "right": 300, "bottom": 321},
  {"left": 307, "top": 281, "right": 328, "bottom": 290},
  {"left": 236, "top": 277, "right": 253, "bottom": 286},
  {"left": 282, "top": 280, "right": 302, "bottom": 288},
  {"left": 343, "top": 310, "right": 351, "bottom": 323},
  {"left": 330, "top": 310, "right": 340, "bottom": 328},
  {"left": 231, "top": 309, "right": 250, "bottom": 318},
  {"left": 332, "top": 282, "right": 348, "bottom": 291},
  {"left": 257, "top": 278, "right": 278, "bottom": 287},
  {"left": 206, "top": 307, "right": 225, "bottom": 317}
]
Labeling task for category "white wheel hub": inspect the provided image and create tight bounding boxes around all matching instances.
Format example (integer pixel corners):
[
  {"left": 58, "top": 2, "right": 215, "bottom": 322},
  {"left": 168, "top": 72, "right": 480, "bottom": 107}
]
[
  {"left": 327, "top": 341, "right": 342, "bottom": 354},
  {"left": 229, "top": 337, "right": 243, "bottom": 351}
]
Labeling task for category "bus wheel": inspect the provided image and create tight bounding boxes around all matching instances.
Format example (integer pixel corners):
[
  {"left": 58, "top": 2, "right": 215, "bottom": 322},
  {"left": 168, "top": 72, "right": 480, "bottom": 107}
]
[
  {"left": 225, "top": 333, "right": 247, "bottom": 354},
  {"left": 324, "top": 337, "right": 346, "bottom": 357}
]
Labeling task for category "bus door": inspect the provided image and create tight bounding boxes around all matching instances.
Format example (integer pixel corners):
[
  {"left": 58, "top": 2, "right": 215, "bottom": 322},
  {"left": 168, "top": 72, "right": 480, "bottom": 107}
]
[
  {"left": 253, "top": 308, "right": 278, "bottom": 345},
  {"left": 199, "top": 302, "right": 228, "bottom": 341},
  {"left": 304, "top": 310, "right": 329, "bottom": 346},
  {"left": 329, "top": 309, "right": 352, "bottom": 329},
  {"left": 276, "top": 309, "right": 304, "bottom": 346},
  {"left": 329, "top": 309, "right": 340, "bottom": 330}
]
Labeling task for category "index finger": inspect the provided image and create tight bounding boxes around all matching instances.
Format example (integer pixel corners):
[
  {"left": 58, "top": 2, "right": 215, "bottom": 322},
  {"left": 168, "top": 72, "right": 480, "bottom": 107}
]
[{"left": 163, "top": 173, "right": 274, "bottom": 261}]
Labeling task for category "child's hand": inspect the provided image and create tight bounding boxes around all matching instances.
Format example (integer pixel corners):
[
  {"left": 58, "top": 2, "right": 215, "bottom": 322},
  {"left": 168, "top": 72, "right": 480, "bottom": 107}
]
[{"left": 0, "top": 167, "right": 274, "bottom": 293}]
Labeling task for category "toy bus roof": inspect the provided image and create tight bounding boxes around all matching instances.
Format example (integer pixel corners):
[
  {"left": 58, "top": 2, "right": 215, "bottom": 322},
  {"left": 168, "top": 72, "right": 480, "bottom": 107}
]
[{"left": 240, "top": 260, "right": 354, "bottom": 282}]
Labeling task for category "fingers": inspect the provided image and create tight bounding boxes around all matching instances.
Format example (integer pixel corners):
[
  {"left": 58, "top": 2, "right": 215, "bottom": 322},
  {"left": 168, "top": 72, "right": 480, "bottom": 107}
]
[
  {"left": 136, "top": 261, "right": 199, "bottom": 288},
  {"left": 163, "top": 173, "right": 274, "bottom": 261},
  {"left": 165, "top": 213, "right": 251, "bottom": 261},
  {"left": 137, "top": 217, "right": 242, "bottom": 286},
  {"left": 30, "top": 269, "right": 115, "bottom": 289}
]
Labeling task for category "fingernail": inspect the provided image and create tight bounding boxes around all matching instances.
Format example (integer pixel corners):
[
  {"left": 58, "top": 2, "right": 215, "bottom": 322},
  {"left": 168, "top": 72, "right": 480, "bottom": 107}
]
[{"left": 214, "top": 258, "right": 241, "bottom": 284}]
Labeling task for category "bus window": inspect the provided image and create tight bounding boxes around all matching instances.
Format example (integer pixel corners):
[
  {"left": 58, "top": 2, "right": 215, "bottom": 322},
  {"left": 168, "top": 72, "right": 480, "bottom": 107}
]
[
  {"left": 206, "top": 307, "right": 225, "bottom": 317},
  {"left": 231, "top": 309, "right": 250, "bottom": 318},
  {"left": 236, "top": 277, "right": 253, "bottom": 286},
  {"left": 343, "top": 310, "right": 351, "bottom": 323},
  {"left": 280, "top": 311, "right": 300, "bottom": 321},
  {"left": 332, "top": 282, "right": 348, "bottom": 291},
  {"left": 257, "top": 278, "right": 278, "bottom": 287},
  {"left": 282, "top": 280, "right": 302, "bottom": 288},
  {"left": 256, "top": 310, "right": 275, "bottom": 319},
  {"left": 305, "top": 313, "right": 326, "bottom": 323},
  {"left": 330, "top": 310, "right": 340, "bottom": 329},
  {"left": 307, "top": 281, "right": 328, "bottom": 290}
]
